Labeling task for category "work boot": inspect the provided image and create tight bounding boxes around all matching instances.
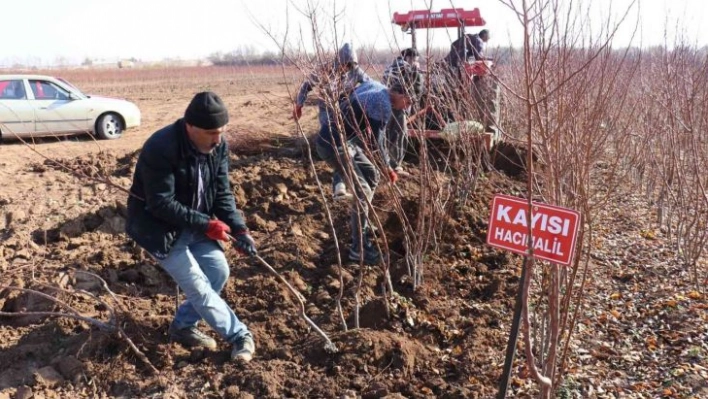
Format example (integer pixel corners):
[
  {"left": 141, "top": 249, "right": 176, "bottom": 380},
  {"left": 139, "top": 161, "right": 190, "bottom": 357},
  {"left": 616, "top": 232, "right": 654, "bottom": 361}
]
[
  {"left": 333, "top": 182, "right": 353, "bottom": 201},
  {"left": 348, "top": 239, "right": 381, "bottom": 265},
  {"left": 394, "top": 165, "right": 411, "bottom": 177},
  {"left": 231, "top": 333, "right": 256, "bottom": 363},
  {"left": 168, "top": 322, "right": 217, "bottom": 350}
]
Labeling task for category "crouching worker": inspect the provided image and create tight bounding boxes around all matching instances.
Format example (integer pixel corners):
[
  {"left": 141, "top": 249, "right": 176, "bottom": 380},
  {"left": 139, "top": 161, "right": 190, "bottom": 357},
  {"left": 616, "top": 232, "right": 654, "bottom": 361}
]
[
  {"left": 126, "top": 91, "right": 258, "bottom": 363},
  {"left": 293, "top": 43, "right": 370, "bottom": 201},
  {"left": 315, "top": 80, "right": 412, "bottom": 264}
]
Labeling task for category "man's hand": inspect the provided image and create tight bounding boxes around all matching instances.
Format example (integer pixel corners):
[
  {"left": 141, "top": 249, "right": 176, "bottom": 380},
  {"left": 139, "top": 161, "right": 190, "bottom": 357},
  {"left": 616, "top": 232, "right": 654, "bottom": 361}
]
[
  {"left": 292, "top": 104, "right": 303, "bottom": 120},
  {"left": 205, "top": 220, "right": 231, "bottom": 241},
  {"left": 233, "top": 230, "right": 257, "bottom": 256},
  {"left": 388, "top": 168, "right": 399, "bottom": 184}
]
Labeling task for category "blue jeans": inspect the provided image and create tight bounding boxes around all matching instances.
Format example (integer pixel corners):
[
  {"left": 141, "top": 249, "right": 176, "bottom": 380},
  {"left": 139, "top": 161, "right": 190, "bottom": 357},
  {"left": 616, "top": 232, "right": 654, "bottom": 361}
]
[{"left": 158, "top": 229, "right": 249, "bottom": 343}]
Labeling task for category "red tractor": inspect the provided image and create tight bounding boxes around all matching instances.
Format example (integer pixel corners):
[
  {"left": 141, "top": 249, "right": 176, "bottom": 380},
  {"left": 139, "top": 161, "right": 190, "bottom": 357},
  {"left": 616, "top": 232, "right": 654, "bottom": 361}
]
[{"left": 392, "top": 8, "right": 501, "bottom": 151}]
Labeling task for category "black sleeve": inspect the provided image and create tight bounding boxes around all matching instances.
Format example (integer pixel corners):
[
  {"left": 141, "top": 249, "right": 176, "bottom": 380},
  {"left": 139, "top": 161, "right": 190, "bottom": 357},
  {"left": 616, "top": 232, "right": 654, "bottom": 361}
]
[
  {"left": 471, "top": 35, "right": 484, "bottom": 60},
  {"left": 369, "top": 117, "right": 391, "bottom": 168}
]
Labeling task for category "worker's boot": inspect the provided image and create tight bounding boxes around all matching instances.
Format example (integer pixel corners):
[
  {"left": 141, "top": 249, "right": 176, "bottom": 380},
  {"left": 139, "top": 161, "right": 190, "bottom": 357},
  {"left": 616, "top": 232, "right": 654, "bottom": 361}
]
[
  {"left": 333, "top": 182, "right": 353, "bottom": 201},
  {"left": 348, "top": 238, "right": 381, "bottom": 265},
  {"left": 168, "top": 322, "right": 217, "bottom": 350},
  {"left": 394, "top": 165, "right": 411, "bottom": 178},
  {"left": 231, "top": 333, "right": 256, "bottom": 363}
]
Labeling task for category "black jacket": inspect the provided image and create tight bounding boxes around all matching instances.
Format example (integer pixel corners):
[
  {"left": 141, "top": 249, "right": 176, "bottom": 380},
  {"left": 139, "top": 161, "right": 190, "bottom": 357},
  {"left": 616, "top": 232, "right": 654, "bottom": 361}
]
[
  {"left": 126, "top": 119, "right": 246, "bottom": 258},
  {"left": 445, "top": 33, "right": 485, "bottom": 67}
]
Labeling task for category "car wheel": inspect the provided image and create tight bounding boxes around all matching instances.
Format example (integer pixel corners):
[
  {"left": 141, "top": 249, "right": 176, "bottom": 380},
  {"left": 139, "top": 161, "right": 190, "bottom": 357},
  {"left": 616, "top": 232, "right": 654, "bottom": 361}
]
[{"left": 95, "top": 113, "right": 124, "bottom": 140}]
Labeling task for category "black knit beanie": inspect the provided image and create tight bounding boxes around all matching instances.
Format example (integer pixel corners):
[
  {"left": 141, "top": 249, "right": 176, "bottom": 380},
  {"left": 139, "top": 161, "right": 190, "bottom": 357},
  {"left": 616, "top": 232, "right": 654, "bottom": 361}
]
[{"left": 184, "top": 91, "right": 229, "bottom": 129}]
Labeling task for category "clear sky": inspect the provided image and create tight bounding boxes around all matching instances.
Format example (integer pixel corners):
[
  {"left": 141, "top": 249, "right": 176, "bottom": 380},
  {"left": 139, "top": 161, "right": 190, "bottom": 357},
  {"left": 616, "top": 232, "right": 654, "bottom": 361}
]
[{"left": 1, "top": 0, "right": 706, "bottom": 67}]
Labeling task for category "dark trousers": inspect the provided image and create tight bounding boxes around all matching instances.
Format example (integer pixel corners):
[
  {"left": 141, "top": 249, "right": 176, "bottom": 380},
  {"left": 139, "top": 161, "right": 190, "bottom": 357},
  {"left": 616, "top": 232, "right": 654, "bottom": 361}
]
[
  {"left": 316, "top": 138, "right": 380, "bottom": 247},
  {"left": 386, "top": 108, "right": 408, "bottom": 169}
]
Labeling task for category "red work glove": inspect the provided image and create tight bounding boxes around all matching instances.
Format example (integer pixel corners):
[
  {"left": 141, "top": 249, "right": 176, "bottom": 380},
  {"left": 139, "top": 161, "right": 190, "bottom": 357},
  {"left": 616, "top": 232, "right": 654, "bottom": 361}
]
[
  {"left": 292, "top": 104, "right": 303, "bottom": 120},
  {"left": 388, "top": 169, "right": 399, "bottom": 184},
  {"left": 233, "top": 230, "right": 257, "bottom": 256},
  {"left": 205, "top": 220, "right": 231, "bottom": 241}
]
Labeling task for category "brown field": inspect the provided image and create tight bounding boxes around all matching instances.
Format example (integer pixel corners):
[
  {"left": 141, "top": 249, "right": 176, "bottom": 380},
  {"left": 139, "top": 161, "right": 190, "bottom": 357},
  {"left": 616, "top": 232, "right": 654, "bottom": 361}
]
[{"left": 0, "top": 66, "right": 706, "bottom": 398}]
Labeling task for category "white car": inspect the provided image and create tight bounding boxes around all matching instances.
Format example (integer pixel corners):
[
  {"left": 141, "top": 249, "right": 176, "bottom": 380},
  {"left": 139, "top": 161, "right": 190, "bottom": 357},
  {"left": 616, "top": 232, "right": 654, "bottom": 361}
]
[{"left": 0, "top": 74, "right": 141, "bottom": 141}]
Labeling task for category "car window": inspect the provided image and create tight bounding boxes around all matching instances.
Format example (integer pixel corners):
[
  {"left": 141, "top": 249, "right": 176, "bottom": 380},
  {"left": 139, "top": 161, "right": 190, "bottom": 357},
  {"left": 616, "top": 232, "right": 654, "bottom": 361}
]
[
  {"left": 29, "top": 80, "right": 70, "bottom": 100},
  {"left": 0, "top": 80, "right": 27, "bottom": 100}
]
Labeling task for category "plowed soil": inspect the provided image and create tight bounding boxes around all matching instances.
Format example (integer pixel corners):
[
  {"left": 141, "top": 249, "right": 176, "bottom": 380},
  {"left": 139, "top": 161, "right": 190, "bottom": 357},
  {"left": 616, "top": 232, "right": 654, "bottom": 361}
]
[{"left": 1, "top": 66, "right": 706, "bottom": 399}]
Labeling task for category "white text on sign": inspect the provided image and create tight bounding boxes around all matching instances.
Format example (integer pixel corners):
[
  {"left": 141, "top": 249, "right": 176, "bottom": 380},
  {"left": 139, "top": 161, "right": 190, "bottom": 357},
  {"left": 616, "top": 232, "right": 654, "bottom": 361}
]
[{"left": 486, "top": 195, "right": 580, "bottom": 265}]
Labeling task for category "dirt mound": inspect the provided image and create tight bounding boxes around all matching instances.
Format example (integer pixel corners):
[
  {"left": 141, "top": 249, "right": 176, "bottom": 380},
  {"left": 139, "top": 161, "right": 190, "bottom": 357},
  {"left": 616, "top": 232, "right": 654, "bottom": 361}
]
[
  {"left": 226, "top": 129, "right": 305, "bottom": 158},
  {"left": 4, "top": 131, "right": 706, "bottom": 398},
  {"left": 490, "top": 141, "right": 538, "bottom": 177},
  {"left": 1, "top": 145, "right": 526, "bottom": 397},
  {"left": 30, "top": 151, "right": 122, "bottom": 178}
]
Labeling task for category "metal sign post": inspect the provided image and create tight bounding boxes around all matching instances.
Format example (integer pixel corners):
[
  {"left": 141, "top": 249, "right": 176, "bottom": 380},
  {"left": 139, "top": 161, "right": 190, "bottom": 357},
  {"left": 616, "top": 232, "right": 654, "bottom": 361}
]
[
  {"left": 487, "top": 194, "right": 580, "bottom": 397},
  {"left": 496, "top": 256, "right": 528, "bottom": 399}
]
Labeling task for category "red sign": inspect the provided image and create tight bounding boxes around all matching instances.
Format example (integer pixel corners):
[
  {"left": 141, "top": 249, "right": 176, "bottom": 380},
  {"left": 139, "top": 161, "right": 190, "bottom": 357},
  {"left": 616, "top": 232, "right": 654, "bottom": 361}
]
[{"left": 486, "top": 195, "right": 580, "bottom": 266}]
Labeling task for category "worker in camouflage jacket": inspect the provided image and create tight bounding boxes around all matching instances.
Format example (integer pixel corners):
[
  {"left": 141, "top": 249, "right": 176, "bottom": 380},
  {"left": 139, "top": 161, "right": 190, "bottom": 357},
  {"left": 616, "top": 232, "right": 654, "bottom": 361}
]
[{"left": 382, "top": 47, "right": 424, "bottom": 173}]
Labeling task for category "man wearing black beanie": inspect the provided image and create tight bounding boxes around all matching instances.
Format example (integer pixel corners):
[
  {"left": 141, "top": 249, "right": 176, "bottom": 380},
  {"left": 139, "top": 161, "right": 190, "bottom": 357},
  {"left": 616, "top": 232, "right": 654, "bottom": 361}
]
[{"left": 126, "top": 91, "right": 257, "bottom": 363}]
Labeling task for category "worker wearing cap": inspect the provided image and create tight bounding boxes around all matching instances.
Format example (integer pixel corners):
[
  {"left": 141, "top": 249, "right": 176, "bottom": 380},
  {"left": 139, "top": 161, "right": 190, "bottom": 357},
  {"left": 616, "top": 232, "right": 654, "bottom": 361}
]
[
  {"left": 383, "top": 47, "right": 424, "bottom": 174},
  {"left": 445, "top": 29, "right": 490, "bottom": 68},
  {"left": 293, "top": 43, "right": 370, "bottom": 201},
  {"left": 126, "top": 92, "right": 257, "bottom": 363}
]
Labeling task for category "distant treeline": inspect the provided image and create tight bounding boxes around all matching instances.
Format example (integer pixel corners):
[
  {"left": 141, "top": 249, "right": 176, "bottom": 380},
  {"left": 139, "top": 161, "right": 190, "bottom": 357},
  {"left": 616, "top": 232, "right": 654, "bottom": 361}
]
[
  {"left": 207, "top": 45, "right": 708, "bottom": 67},
  {"left": 207, "top": 46, "right": 519, "bottom": 67}
]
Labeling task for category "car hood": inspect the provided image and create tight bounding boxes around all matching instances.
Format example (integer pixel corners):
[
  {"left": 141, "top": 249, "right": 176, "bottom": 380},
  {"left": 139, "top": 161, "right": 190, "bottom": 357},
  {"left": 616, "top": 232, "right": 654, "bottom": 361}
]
[
  {"left": 83, "top": 95, "right": 140, "bottom": 113},
  {"left": 86, "top": 95, "right": 132, "bottom": 103}
]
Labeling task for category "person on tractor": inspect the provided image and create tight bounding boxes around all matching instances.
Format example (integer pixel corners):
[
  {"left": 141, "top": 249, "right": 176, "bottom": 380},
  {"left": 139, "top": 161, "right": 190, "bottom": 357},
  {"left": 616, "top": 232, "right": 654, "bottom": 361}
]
[
  {"left": 383, "top": 47, "right": 424, "bottom": 175},
  {"left": 292, "top": 43, "right": 370, "bottom": 201},
  {"left": 444, "top": 29, "right": 490, "bottom": 68},
  {"left": 315, "top": 80, "right": 411, "bottom": 264}
]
